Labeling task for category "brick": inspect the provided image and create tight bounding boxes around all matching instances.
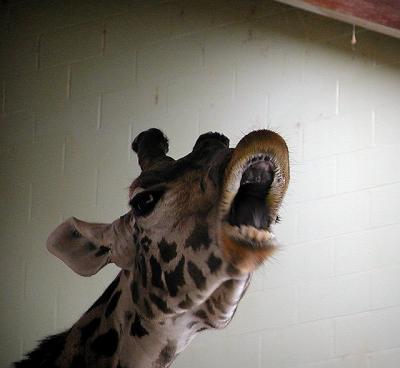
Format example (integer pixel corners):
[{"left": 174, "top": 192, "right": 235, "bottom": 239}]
[
  {"left": 30, "top": 178, "right": 65, "bottom": 241},
  {"left": 7, "top": 0, "right": 129, "bottom": 37},
  {"left": 70, "top": 55, "right": 134, "bottom": 98},
  {"left": 57, "top": 266, "right": 119, "bottom": 329},
  {"left": 203, "top": 22, "right": 250, "bottom": 69},
  {"left": 247, "top": 268, "right": 265, "bottom": 293},
  {"left": 137, "top": 108, "right": 200, "bottom": 159},
  {"left": 336, "top": 307, "right": 400, "bottom": 355},
  {"left": 337, "top": 145, "right": 400, "bottom": 193},
  {"left": 370, "top": 32, "right": 400, "bottom": 65},
  {"left": 262, "top": 120, "right": 303, "bottom": 166},
  {"left": 0, "top": 110, "right": 35, "bottom": 147},
  {"left": 105, "top": 3, "right": 172, "bottom": 57},
  {"left": 213, "top": 0, "right": 291, "bottom": 27},
  {"left": 371, "top": 183, "right": 400, "bottom": 227},
  {"left": 289, "top": 157, "right": 336, "bottom": 202},
  {"left": 375, "top": 102, "right": 400, "bottom": 146},
  {"left": 335, "top": 313, "right": 371, "bottom": 355},
  {"left": 269, "top": 73, "right": 337, "bottom": 126},
  {"left": 199, "top": 95, "right": 268, "bottom": 146},
  {"left": 175, "top": 332, "right": 259, "bottom": 368},
  {"left": 369, "top": 348, "right": 400, "bottom": 368},
  {"left": 335, "top": 224, "right": 400, "bottom": 275},
  {"left": 40, "top": 22, "right": 103, "bottom": 68},
  {"left": 167, "top": 65, "right": 235, "bottom": 113},
  {"left": 261, "top": 320, "right": 335, "bottom": 367},
  {"left": 0, "top": 34, "right": 38, "bottom": 76},
  {"left": 35, "top": 95, "right": 99, "bottom": 140},
  {"left": 303, "top": 111, "right": 373, "bottom": 160},
  {"left": 0, "top": 335, "right": 22, "bottom": 368},
  {"left": 297, "top": 273, "right": 370, "bottom": 322},
  {"left": 29, "top": 140, "right": 64, "bottom": 183},
  {"left": 250, "top": 9, "right": 307, "bottom": 44},
  {"left": 368, "top": 307, "right": 400, "bottom": 351},
  {"left": 339, "top": 62, "right": 400, "bottom": 115},
  {"left": 7, "top": 0, "right": 66, "bottom": 36},
  {"left": 371, "top": 266, "right": 400, "bottom": 309},
  {"left": 169, "top": 1, "right": 214, "bottom": 37},
  {"left": 272, "top": 203, "right": 298, "bottom": 245},
  {"left": 61, "top": 170, "right": 97, "bottom": 220},
  {"left": 323, "top": 41, "right": 376, "bottom": 117},
  {"left": 96, "top": 165, "right": 132, "bottom": 220},
  {"left": 226, "top": 288, "right": 296, "bottom": 334},
  {"left": 303, "top": 38, "right": 350, "bottom": 83},
  {"left": 1, "top": 138, "right": 63, "bottom": 185},
  {"left": 297, "top": 192, "right": 370, "bottom": 242},
  {"left": 4, "top": 66, "right": 68, "bottom": 112},
  {"left": 0, "top": 180, "right": 33, "bottom": 260},
  {"left": 101, "top": 83, "right": 168, "bottom": 131},
  {"left": 263, "top": 239, "right": 334, "bottom": 289},
  {"left": 137, "top": 36, "right": 203, "bottom": 85},
  {"left": 295, "top": 354, "right": 368, "bottom": 368},
  {"left": 63, "top": 125, "right": 132, "bottom": 220},
  {"left": 22, "top": 254, "right": 60, "bottom": 353}
]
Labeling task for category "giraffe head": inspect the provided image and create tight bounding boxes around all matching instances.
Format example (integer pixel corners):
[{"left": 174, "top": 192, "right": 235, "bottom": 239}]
[{"left": 47, "top": 129, "right": 289, "bottom": 319}]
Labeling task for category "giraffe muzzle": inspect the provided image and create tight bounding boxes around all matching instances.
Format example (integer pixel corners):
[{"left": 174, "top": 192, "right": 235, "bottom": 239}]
[{"left": 219, "top": 130, "right": 289, "bottom": 259}]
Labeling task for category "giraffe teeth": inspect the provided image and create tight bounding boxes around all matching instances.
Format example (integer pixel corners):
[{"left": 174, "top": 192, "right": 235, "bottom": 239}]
[
  {"left": 239, "top": 225, "right": 248, "bottom": 237},
  {"left": 223, "top": 223, "right": 276, "bottom": 247},
  {"left": 256, "top": 231, "right": 266, "bottom": 242},
  {"left": 247, "top": 226, "right": 259, "bottom": 240}
]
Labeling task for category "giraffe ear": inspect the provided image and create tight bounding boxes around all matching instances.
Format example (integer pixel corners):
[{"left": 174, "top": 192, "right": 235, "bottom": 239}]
[{"left": 46, "top": 217, "right": 112, "bottom": 277}]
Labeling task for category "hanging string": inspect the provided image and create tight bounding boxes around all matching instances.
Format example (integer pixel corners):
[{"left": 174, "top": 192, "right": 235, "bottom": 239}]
[{"left": 351, "top": 24, "right": 357, "bottom": 49}]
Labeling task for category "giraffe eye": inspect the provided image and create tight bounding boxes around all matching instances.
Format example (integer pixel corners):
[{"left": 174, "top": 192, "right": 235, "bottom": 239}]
[{"left": 130, "top": 190, "right": 164, "bottom": 217}]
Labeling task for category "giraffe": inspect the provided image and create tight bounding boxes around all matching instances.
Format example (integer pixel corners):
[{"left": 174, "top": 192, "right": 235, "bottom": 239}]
[{"left": 14, "top": 128, "right": 290, "bottom": 368}]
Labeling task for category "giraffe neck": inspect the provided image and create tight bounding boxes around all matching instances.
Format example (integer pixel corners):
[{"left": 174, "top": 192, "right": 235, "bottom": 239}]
[
  {"left": 16, "top": 269, "right": 250, "bottom": 368},
  {"left": 59, "top": 271, "right": 198, "bottom": 368}
]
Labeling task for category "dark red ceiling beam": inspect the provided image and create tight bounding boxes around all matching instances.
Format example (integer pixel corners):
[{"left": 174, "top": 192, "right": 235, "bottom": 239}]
[{"left": 275, "top": 0, "right": 400, "bottom": 39}]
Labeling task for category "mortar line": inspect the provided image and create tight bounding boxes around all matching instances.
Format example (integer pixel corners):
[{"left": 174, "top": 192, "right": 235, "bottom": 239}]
[
  {"left": 97, "top": 93, "right": 102, "bottom": 131},
  {"left": 371, "top": 108, "right": 376, "bottom": 147},
  {"left": 335, "top": 79, "right": 340, "bottom": 115},
  {"left": 66, "top": 65, "right": 72, "bottom": 99},
  {"left": 95, "top": 167, "right": 99, "bottom": 207},
  {"left": 23, "top": 260, "right": 28, "bottom": 301},
  {"left": 36, "top": 35, "right": 41, "bottom": 70},
  {"left": 61, "top": 136, "right": 66, "bottom": 175},
  {"left": 129, "top": 124, "right": 133, "bottom": 161},
  {"left": 2, "top": 81, "right": 6, "bottom": 112},
  {"left": 101, "top": 20, "right": 107, "bottom": 56},
  {"left": 27, "top": 182, "right": 33, "bottom": 222},
  {"left": 32, "top": 112, "right": 37, "bottom": 144},
  {"left": 134, "top": 50, "right": 138, "bottom": 84}
]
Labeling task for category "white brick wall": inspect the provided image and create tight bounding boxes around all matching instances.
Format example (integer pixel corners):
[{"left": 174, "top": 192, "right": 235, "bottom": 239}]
[{"left": 1, "top": 1, "right": 400, "bottom": 367}]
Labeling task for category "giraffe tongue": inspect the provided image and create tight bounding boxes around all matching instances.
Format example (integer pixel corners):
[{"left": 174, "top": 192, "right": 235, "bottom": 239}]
[{"left": 227, "top": 161, "right": 274, "bottom": 229}]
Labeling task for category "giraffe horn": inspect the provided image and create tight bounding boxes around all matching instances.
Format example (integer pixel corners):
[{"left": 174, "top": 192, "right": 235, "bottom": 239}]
[
  {"left": 132, "top": 128, "right": 172, "bottom": 171},
  {"left": 192, "top": 132, "right": 230, "bottom": 152}
]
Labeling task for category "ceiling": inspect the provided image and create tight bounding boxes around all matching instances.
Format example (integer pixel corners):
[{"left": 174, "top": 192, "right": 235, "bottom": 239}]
[{"left": 275, "top": 0, "right": 400, "bottom": 39}]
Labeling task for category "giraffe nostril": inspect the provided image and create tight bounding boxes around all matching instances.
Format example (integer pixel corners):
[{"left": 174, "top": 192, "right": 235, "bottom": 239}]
[{"left": 71, "top": 229, "right": 81, "bottom": 238}]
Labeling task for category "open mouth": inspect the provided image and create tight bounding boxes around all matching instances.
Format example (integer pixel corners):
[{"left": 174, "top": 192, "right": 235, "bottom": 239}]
[
  {"left": 222, "top": 154, "right": 278, "bottom": 249},
  {"left": 219, "top": 129, "right": 289, "bottom": 271}
]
